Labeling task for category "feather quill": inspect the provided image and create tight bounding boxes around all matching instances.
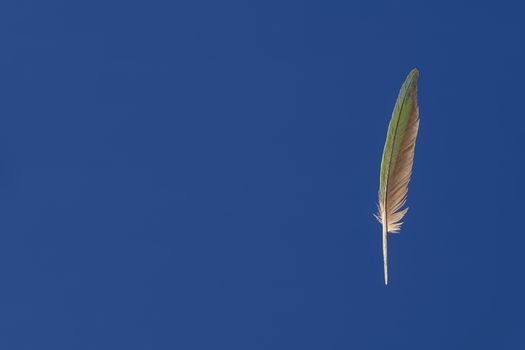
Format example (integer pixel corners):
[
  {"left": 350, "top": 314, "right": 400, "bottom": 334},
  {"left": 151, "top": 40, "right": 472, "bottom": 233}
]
[{"left": 375, "top": 68, "right": 420, "bottom": 285}]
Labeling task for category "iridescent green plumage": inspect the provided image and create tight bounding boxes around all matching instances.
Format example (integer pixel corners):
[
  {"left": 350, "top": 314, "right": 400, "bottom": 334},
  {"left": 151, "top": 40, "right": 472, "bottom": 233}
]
[{"left": 376, "top": 68, "right": 420, "bottom": 285}]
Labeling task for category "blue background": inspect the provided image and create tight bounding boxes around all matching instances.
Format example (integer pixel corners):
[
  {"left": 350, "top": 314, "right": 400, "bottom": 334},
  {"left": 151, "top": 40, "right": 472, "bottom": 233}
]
[{"left": 1, "top": 0, "right": 524, "bottom": 349}]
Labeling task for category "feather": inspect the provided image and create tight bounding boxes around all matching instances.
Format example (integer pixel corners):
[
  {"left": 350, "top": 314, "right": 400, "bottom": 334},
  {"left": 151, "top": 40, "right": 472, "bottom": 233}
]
[{"left": 376, "top": 68, "right": 420, "bottom": 285}]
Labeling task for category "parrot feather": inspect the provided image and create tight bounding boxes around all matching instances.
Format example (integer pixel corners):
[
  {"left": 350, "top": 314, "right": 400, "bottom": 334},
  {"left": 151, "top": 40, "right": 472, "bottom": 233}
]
[{"left": 376, "top": 68, "right": 420, "bottom": 285}]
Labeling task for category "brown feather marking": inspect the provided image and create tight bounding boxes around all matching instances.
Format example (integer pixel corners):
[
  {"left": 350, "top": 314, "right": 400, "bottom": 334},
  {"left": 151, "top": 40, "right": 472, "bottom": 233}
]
[{"left": 383, "top": 97, "right": 419, "bottom": 233}]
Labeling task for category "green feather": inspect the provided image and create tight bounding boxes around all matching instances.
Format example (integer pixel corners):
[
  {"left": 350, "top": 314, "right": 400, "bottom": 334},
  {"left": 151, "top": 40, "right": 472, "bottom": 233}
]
[{"left": 376, "top": 68, "right": 420, "bottom": 285}]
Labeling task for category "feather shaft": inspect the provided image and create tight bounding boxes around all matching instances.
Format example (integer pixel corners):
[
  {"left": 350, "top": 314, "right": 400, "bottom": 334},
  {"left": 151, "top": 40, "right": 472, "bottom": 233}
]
[{"left": 382, "top": 217, "right": 388, "bottom": 285}]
